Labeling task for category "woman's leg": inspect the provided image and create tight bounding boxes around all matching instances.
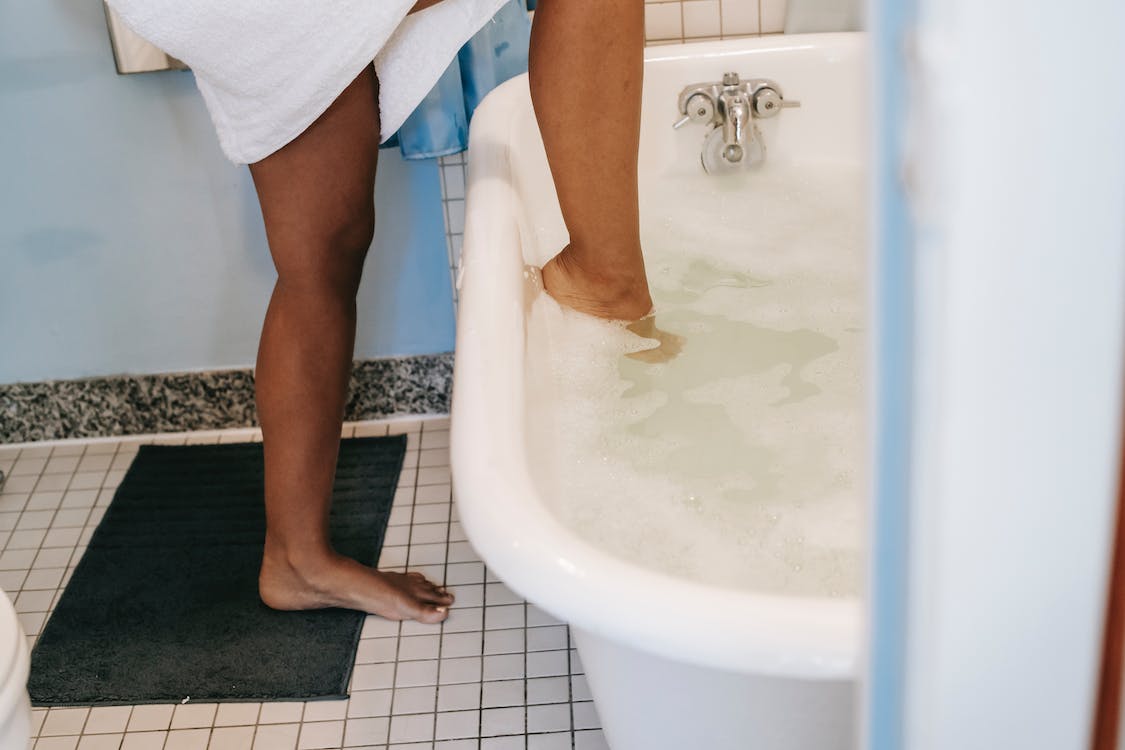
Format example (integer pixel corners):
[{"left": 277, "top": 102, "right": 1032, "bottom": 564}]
[
  {"left": 531, "top": 0, "right": 653, "bottom": 320},
  {"left": 249, "top": 65, "right": 452, "bottom": 623}
]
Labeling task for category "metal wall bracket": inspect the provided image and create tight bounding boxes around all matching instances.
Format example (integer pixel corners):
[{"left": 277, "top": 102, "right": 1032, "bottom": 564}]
[{"left": 103, "top": 3, "right": 188, "bottom": 75}]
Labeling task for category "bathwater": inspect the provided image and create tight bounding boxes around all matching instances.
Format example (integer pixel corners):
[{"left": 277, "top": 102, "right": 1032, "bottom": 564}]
[{"left": 525, "top": 163, "right": 865, "bottom": 597}]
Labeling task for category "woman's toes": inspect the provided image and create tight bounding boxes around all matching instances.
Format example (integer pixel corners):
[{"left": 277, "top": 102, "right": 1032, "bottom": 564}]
[
  {"left": 400, "top": 571, "right": 452, "bottom": 602},
  {"left": 418, "top": 605, "right": 450, "bottom": 624},
  {"left": 416, "top": 586, "right": 453, "bottom": 605}
]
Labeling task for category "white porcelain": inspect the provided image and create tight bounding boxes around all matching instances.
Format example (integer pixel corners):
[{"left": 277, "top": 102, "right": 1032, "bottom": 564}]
[
  {"left": 0, "top": 592, "right": 31, "bottom": 750},
  {"left": 452, "top": 33, "right": 865, "bottom": 750}
]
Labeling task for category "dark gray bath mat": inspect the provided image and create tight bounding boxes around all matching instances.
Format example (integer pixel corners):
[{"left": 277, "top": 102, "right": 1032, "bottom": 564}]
[{"left": 28, "top": 435, "right": 405, "bottom": 706}]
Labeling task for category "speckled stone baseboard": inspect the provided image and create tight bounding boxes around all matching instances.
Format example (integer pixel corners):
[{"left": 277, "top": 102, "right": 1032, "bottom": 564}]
[{"left": 0, "top": 354, "right": 453, "bottom": 444}]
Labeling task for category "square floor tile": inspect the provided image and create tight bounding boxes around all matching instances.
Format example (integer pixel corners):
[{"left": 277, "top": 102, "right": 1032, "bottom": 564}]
[
  {"left": 527, "top": 677, "right": 569, "bottom": 706},
  {"left": 434, "top": 710, "right": 478, "bottom": 741},
  {"left": 213, "top": 704, "right": 260, "bottom": 727},
  {"left": 127, "top": 705, "right": 173, "bottom": 733},
  {"left": 84, "top": 706, "right": 131, "bottom": 735},
  {"left": 436, "top": 683, "right": 480, "bottom": 713},
  {"left": 528, "top": 734, "right": 571, "bottom": 750},
  {"left": 208, "top": 725, "right": 256, "bottom": 750},
  {"left": 481, "top": 680, "right": 524, "bottom": 710},
  {"left": 480, "top": 707, "right": 524, "bottom": 737},
  {"left": 77, "top": 733, "right": 126, "bottom": 750},
  {"left": 574, "top": 729, "right": 609, "bottom": 750},
  {"left": 297, "top": 720, "right": 344, "bottom": 750},
  {"left": 347, "top": 690, "right": 393, "bottom": 720},
  {"left": 41, "top": 708, "right": 90, "bottom": 737},
  {"left": 391, "top": 686, "right": 436, "bottom": 716},
  {"left": 164, "top": 728, "right": 211, "bottom": 750},
  {"left": 253, "top": 723, "right": 299, "bottom": 750},
  {"left": 171, "top": 703, "right": 217, "bottom": 729},
  {"left": 122, "top": 731, "right": 169, "bottom": 750},
  {"left": 388, "top": 713, "right": 435, "bottom": 744},
  {"left": 343, "top": 716, "right": 389, "bottom": 748},
  {"left": 528, "top": 703, "right": 571, "bottom": 734}
]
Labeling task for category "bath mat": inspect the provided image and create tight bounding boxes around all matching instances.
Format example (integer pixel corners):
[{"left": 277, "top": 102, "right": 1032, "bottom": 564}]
[{"left": 27, "top": 435, "right": 406, "bottom": 706}]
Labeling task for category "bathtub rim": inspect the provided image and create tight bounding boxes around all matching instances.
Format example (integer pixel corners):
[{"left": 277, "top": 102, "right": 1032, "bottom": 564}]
[{"left": 452, "top": 32, "right": 865, "bottom": 680}]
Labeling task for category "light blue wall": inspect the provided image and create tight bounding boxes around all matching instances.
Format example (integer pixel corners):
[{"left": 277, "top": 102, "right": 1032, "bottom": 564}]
[
  {"left": 0, "top": 1, "right": 455, "bottom": 385},
  {"left": 865, "top": 0, "right": 914, "bottom": 747}
]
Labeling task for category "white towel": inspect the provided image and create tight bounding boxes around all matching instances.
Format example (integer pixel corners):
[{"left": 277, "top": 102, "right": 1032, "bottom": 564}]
[{"left": 106, "top": 0, "right": 508, "bottom": 164}]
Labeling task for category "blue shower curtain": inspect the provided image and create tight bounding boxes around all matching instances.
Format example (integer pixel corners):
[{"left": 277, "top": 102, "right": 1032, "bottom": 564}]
[{"left": 383, "top": 0, "right": 531, "bottom": 159}]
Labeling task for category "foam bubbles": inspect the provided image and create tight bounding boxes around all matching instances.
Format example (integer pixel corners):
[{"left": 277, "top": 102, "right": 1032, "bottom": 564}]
[{"left": 524, "top": 163, "right": 866, "bottom": 598}]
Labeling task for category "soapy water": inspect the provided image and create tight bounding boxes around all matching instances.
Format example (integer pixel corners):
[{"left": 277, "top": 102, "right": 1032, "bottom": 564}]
[{"left": 525, "top": 164, "right": 866, "bottom": 597}]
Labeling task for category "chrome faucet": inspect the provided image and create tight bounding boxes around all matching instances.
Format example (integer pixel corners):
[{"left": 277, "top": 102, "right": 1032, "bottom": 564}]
[
  {"left": 718, "top": 74, "right": 751, "bottom": 162},
  {"left": 674, "top": 73, "right": 799, "bottom": 171}
]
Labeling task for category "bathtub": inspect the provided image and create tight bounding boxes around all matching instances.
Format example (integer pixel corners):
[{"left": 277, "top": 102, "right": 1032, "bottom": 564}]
[
  {"left": 451, "top": 32, "right": 866, "bottom": 750},
  {"left": 0, "top": 591, "right": 31, "bottom": 750}
]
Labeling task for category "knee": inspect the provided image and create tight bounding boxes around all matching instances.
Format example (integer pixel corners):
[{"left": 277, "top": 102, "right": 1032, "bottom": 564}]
[
  {"left": 279, "top": 204, "right": 375, "bottom": 300},
  {"left": 328, "top": 204, "right": 375, "bottom": 278},
  {"left": 344, "top": 199, "right": 376, "bottom": 246}
]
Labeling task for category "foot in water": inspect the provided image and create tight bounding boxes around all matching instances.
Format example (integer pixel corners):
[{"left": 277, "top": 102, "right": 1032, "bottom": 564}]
[
  {"left": 259, "top": 548, "right": 454, "bottom": 624},
  {"left": 541, "top": 245, "right": 653, "bottom": 321},
  {"left": 626, "top": 315, "right": 684, "bottom": 363},
  {"left": 541, "top": 248, "right": 682, "bottom": 363}
]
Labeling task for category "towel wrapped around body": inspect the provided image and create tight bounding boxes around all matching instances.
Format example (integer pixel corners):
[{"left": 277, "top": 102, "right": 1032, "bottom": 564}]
[{"left": 106, "top": 0, "right": 509, "bottom": 163}]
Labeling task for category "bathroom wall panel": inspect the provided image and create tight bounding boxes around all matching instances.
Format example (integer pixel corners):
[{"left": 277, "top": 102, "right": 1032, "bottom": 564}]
[
  {"left": 682, "top": 1, "right": 723, "bottom": 39},
  {"left": 644, "top": 1, "right": 688, "bottom": 41},
  {"left": 720, "top": 0, "right": 763, "bottom": 36},
  {"left": 0, "top": 2, "right": 454, "bottom": 383},
  {"left": 642, "top": 0, "right": 775, "bottom": 42},
  {"left": 759, "top": 0, "right": 789, "bottom": 33}
]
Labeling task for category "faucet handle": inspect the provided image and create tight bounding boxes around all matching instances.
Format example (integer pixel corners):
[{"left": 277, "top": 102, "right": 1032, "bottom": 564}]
[
  {"left": 673, "top": 92, "right": 717, "bottom": 129},
  {"left": 751, "top": 86, "right": 799, "bottom": 117}
]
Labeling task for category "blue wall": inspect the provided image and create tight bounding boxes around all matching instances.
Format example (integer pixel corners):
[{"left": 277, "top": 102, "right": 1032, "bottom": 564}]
[
  {"left": 865, "top": 0, "right": 915, "bottom": 747},
  {"left": 0, "top": 1, "right": 455, "bottom": 385}
]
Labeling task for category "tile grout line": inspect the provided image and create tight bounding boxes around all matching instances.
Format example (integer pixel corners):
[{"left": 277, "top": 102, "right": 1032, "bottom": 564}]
[
  {"left": 566, "top": 628, "right": 576, "bottom": 750},
  {"left": 384, "top": 432, "right": 422, "bottom": 749},
  {"left": 428, "top": 419, "right": 456, "bottom": 750},
  {"left": 523, "top": 599, "right": 530, "bottom": 750},
  {"left": 32, "top": 440, "right": 135, "bottom": 745},
  {"left": 477, "top": 556, "right": 488, "bottom": 750},
  {"left": 61, "top": 438, "right": 135, "bottom": 593},
  {"left": 0, "top": 446, "right": 29, "bottom": 554},
  {"left": 23, "top": 444, "right": 82, "bottom": 644}
]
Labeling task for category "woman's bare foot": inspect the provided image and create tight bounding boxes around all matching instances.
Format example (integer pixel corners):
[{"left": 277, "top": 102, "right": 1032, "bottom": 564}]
[
  {"left": 541, "top": 245, "right": 653, "bottom": 321},
  {"left": 626, "top": 316, "right": 684, "bottom": 363},
  {"left": 259, "top": 547, "right": 454, "bottom": 624}
]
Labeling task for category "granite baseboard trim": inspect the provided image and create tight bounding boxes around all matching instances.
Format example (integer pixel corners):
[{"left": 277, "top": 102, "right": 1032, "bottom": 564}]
[{"left": 0, "top": 354, "right": 453, "bottom": 444}]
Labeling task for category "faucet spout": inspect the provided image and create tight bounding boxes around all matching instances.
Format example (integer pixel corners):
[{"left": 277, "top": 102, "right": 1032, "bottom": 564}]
[{"left": 720, "top": 91, "right": 750, "bottom": 162}]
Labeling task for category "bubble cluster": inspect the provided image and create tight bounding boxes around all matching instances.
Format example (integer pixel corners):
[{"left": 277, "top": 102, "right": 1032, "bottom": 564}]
[{"left": 524, "top": 163, "right": 867, "bottom": 598}]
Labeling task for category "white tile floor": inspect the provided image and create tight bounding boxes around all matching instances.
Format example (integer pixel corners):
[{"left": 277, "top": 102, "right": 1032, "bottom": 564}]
[{"left": 0, "top": 417, "right": 607, "bottom": 750}]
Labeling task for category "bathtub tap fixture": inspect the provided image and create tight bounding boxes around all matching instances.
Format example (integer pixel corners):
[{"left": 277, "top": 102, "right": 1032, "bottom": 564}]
[{"left": 674, "top": 73, "right": 799, "bottom": 173}]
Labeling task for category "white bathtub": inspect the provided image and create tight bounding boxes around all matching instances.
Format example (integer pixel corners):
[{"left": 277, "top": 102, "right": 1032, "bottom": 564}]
[
  {"left": 0, "top": 591, "right": 31, "bottom": 750},
  {"left": 451, "top": 32, "right": 866, "bottom": 750}
]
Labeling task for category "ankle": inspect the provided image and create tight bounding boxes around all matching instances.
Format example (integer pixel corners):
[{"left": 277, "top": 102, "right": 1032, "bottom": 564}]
[
  {"left": 543, "top": 244, "right": 653, "bottom": 320},
  {"left": 558, "top": 241, "right": 647, "bottom": 287},
  {"left": 262, "top": 537, "right": 337, "bottom": 576}
]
